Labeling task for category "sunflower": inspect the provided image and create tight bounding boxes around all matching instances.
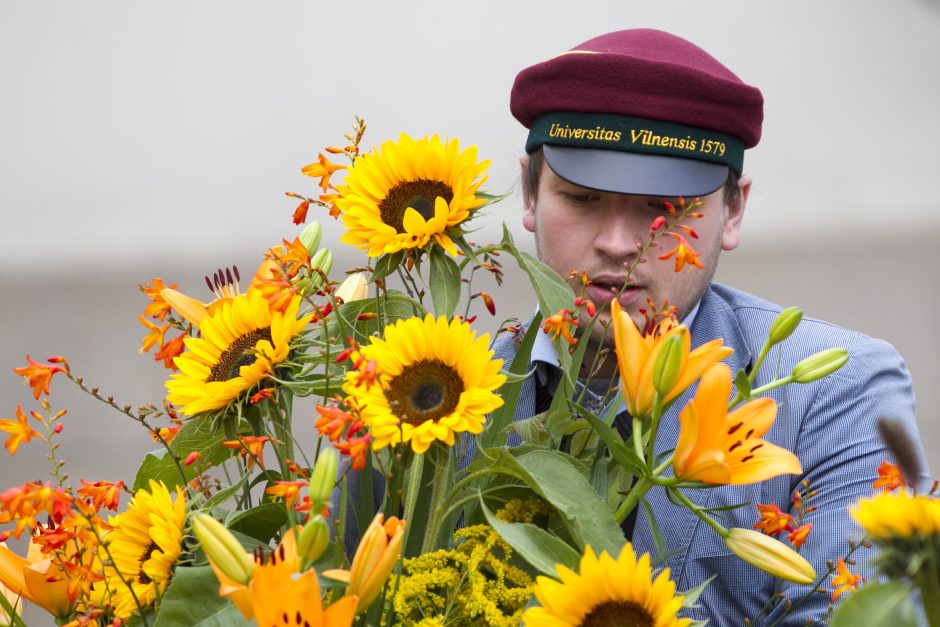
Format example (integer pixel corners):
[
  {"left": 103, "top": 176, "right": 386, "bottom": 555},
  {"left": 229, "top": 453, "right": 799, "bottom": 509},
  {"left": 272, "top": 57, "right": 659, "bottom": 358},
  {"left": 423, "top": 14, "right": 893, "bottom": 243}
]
[
  {"left": 343, "top": 315, "right": 505, "bottom": 454},
  {"left": 850, "top": 491, "right": 940, "bottom": 539},
  {"left": 102, "top": 481, "right": 185, "bottom": 619},
  {"left": 522, "top": 543, "right": 691, "bottom": 627},
  {"left": 166, "top": 289, "right": 312, "bottom": 415},
  {"left": 336, "top": 133, "right": 490, "bottom": 257}
]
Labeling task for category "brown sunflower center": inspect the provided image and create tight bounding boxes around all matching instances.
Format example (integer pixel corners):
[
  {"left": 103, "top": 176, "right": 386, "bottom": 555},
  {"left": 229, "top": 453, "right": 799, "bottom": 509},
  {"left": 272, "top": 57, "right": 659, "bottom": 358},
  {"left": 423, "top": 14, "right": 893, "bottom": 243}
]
[
  {"left": 384, "top": 359, "right": 463, "bottom": 425},
  {"left": 579, "top": 600, "right": 656, "bottom": 627},
  {"left": 138, "top": 540, "right": 159, "bottom": 584},
  {"left": 208, "top": 327, "right": 273, "bottom": 382},
  {"left": 379, "top": 179, "right": 454, "bottom": 232}
]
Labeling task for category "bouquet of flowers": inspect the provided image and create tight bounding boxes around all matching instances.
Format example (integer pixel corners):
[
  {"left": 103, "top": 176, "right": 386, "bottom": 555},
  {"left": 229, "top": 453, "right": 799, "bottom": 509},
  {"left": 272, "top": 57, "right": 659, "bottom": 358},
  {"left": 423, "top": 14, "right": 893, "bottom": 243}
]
[{"left": 1, "top": 118, "right": 934, "bottom": 626}]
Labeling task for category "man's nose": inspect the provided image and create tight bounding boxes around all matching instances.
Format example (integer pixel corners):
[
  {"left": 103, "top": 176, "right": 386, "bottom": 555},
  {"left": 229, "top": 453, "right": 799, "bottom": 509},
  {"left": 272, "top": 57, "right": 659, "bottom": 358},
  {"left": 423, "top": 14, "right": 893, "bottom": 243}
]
[{"left": 593, "top": 207, "right": 645, "bottom": 260}]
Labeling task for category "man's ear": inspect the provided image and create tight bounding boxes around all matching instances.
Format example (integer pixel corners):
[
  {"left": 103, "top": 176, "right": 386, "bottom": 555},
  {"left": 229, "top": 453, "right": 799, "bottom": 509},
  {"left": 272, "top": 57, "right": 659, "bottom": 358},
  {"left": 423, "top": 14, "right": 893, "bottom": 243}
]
[
  {"left": 520, "top": 156, "right": 536, "bottom": 233},
  {"left": 721, "top": 174, "right": 751, "bottom": 251}
]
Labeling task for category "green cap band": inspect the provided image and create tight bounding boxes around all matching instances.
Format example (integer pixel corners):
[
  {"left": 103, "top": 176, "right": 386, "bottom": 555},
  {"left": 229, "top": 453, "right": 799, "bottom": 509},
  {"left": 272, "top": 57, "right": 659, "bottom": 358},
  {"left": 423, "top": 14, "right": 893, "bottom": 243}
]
[{"left": 526, "top": 112, "right": 745, "bottom": 176}]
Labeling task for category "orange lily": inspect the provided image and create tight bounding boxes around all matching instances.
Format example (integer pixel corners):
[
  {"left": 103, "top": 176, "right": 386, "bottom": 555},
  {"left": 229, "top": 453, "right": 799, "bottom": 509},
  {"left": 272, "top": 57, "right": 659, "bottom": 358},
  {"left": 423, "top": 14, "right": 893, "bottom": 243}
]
[
  {"left": 0, "top": 405, "right": 42, "bottom": 456},
  {"left": 673, "top": 363, "right": 802, "bottom": 485},
  {"left": 250, "top": 534, "right": 356, "bottom": 627},
  {"left": 0, "top": 539, "right": 73, "bottom": 619},
  {"left": 611, "top": 300, "right": 732, "bottom": 418},
  {"left": 323, "top": 513, "right": 405, "bottom": 613}
]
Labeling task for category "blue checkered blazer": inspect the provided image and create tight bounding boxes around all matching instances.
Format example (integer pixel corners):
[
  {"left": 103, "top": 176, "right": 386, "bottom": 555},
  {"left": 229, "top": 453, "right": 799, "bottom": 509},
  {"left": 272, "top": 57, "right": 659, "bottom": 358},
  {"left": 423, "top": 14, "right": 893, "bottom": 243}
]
[{"left": 489, "top": 283, "right": 929, "bottom": 625}]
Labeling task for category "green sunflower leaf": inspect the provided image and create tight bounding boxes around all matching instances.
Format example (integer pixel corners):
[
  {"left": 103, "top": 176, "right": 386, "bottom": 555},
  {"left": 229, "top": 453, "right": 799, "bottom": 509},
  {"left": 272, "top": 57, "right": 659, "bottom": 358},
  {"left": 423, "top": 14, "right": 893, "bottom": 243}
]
[
  {"left": 371, "top": 250, "right": 404, "bottom": 283},
  {"left": 480, "top": 497, "right": 580, "bottom": 577},
  {"left": 153, "top": 566, "right": 248, "bottom": 626},
  {"left": 830, "top": 582, "right": 919, "bottom": 627},
  {"left": 225, "top": 502, "right": 288, "bottom": 544},
  {"left": 428, "top": 245, "right": 462, "bottom": 318},
  {"left": 133, "top": 420, "right": 233, "bottom": 492}
]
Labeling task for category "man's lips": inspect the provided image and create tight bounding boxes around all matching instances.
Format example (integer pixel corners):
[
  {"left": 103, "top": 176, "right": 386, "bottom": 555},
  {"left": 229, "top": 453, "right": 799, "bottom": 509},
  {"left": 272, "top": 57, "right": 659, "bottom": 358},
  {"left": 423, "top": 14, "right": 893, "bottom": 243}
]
[{"left": 585, "top": 276, "right": 645, "bottom": 308}]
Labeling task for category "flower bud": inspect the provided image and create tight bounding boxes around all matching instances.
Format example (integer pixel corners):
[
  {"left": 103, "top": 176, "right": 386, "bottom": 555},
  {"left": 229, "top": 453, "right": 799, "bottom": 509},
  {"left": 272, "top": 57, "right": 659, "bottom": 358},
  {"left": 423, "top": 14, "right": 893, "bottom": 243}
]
[
  {"left": 296, "top": 515, "right": 330, "bottom": 562},
  {"left": 299, "top": 222, "right": 323, "bottom": 255},
  {"left": 791, "top": 348, "right": 849, "bottom": 383},
  {"left": 724, "top": 527, "right": 816, "bottom": 584},
  {"left": 310, "top": 248, "right": 334, "bottom": 276},
  {"left": 309, "top": 448, "right": 338, "bottom": 508},
  {"left": 767, "top": 307, "right": 802, "bottom": 346},
  {"left": 652, "top": 331, "right": 686, "bottom": 397},
  {"left": 192, "top": 514, "right": 254, "bottom": 585},
  {"left": 335, "top": 272, "right": 369, "bottom": 303}
]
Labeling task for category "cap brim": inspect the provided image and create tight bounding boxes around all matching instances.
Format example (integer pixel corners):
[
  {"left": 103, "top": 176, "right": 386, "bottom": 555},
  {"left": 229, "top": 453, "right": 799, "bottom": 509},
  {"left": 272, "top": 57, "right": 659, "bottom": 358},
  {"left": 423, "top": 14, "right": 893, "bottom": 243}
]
[{"left": 543, "top": 144, "right": 729, "bottom": 197}]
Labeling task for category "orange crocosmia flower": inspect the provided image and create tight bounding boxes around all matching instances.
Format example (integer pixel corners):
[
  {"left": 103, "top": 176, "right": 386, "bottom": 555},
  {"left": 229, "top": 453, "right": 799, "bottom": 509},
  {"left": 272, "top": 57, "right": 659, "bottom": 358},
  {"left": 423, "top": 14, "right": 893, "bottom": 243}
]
[
  {"left": 77, "top": 480, "right": 124, "bottom": 511},
  {"left": 873, "top": 460, "right": 905, "bottom": 492},
  {"left": 314, "top": 404, "right": 355, "bottom": 442},
  {"left": 266, "top": 480, "right": 306, "bottom": 511},
  {"left": 222, "top": 436, "right": 270, "bottom": 470},
  {"left": 137, "top": 316, "right": 170, "bottom": 353},
  {"left": 335, "top": 434, "right": 370, "bottom": 472},
  {"left": 658, "top": 232, "right": 704, "bottom": 272},
  {"left": 320, "top": 193, "right": 341, "bottom": 218},
  {"left": 541, "top": 308, "right": 579, "bottom": 346},
  {"left": 830, "top": 557, "right": 863, "bottom": 601},
  {"left": 352, "top": 359, "right": 378, "bottom": 390},
  {"left": 0, "top": 482, "right": 73, "bottom": 540},
  {"left": 250, "top": 388, "right": 276, "bottom": 404},
  {"left": 788, "top": 523, "right": 812, "bottom": 548},
  {"left": 155, "top": 333, "right": 186, "bottom": 370},
  {"left": 141, "top": 278, "right": 178, "bottom": 321},
  {"left": 151, "top": 425, "right": 182, "bottom": 445},
  {"left": 250, "top": 259, "right": 299, "bottom": 315},
  {"left": 301, "top": 153, "right": 346, "bottom": 192},
  {"left": 673, "top": 363, "right": 803, "bottom": 485},
  {"left": 292, "top": 200, "right": 310, "bottom": 225},
  {"left": 753, "top": 503, "right": 795, "bottom": 537},
  {"left": 611, "top": 299, "right": 732, "bottom": 419},
  {"left": 14, "top": 355, "right": 69, "bottom": 400},
  {"left": 0, "top": 404, "right": 43, "bottom": 455}
]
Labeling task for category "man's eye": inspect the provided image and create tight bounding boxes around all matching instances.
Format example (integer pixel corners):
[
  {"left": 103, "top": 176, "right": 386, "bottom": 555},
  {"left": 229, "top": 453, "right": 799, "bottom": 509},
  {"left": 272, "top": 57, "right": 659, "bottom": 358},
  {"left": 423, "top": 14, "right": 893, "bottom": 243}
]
[{"left": 564, "top": 193, "right": 598, "bottom": 203}]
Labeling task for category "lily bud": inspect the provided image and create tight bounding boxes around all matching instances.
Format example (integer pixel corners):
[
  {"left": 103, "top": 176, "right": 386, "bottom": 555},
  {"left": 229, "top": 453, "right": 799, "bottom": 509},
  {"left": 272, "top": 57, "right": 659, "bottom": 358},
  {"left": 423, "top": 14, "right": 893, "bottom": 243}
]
[
  {"left": 791, "top": 348, "right": 849, "bottom": 383},
  {"left": 299, "top": 222, "right": 323, "bottom": 255},
  {"left": 296, "top": 515, "right": 330, "bottom": 562},
  {"left": 724, "top": 528, "right": 816, "bottom": 584},
  {"left": 310, "top": 248, "right": 334, "bottom": 276},
  {"left": 309, "top": 448, "right": 338, "bottom": 508},
  {"left": 652, "top": 331, "right": 686, "bottom": 398},
  {"left": 767, "top": 307, "right": 802, "bottom": 346},
  {"left": 192, "top": 514, "right": 254, "bottom": 585},
  {"left": 335, "top": 272, "right": 369, "bottom": 303}
]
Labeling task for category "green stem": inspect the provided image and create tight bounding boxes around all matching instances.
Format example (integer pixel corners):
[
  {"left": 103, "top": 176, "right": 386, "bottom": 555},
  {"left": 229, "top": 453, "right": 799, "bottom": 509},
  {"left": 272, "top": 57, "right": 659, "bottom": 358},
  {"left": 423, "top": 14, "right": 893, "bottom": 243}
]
[
  {"left": 669, "top": 487, "right": 728, "bottom": 537},
  {"left": 421, "top": 445, "right": 452, "bottom": 553},
  {"left": 646, "top": 393, "right": 663, "bottom": 463},
  {"left": 400, "top": 452, "right": 425, "bottom": 556},
  {"left": 614, "top": 476, "right": 653, "bottom": 523},
  {"left": 919, "top": 541, "right": 940, "bottom": 627},
  {"left": 729, "top": 375, "right": 795, "bottom": 409},
  {"left": 632, "top": 416, "right": 645, "bottom": 464}
]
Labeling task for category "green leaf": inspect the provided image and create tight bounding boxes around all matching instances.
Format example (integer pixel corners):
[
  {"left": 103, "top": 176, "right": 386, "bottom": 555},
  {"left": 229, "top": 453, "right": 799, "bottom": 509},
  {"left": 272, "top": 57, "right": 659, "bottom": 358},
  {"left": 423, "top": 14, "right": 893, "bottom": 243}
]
[
  {"left": 153, "top": 566, "right": 248, "bottom": 626},
  {"left": 371, "top": 250, "right": 404, "bottom": 283},
  {"left": 428, "top": 245, "right": 462, "bottom": 317},
  {"left": 226, "top": 503, "right": 287, "bottom": 544},
  {"left": 480, "top": 497, "right": 580, "bottom": 576},
  {"left": 830, "top": 582, "right": 919, "bottom": 627},
  {"left": 733, "top": 368, "right": 751, "bottom": 399},
  {"left": 133, "top": 420, "right": 234, "bottom": 492},
  {"left": 499, "top": 226, "right": 575, "bottom": 371},
  {"left": 577, "top": 405, "right": 644, "bottom": 476}
]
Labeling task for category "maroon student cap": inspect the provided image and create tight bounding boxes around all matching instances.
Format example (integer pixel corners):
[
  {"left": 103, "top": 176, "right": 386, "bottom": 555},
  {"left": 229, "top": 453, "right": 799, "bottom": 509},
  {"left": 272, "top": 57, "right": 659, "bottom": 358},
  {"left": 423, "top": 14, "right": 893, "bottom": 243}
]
[{"left": 510, "top": 29, "right": 763, "bottom": 197}]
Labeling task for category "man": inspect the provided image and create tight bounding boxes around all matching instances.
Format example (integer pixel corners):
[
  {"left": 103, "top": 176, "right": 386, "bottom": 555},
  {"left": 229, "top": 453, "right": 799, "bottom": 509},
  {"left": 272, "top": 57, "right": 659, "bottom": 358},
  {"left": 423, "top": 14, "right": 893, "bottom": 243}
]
[{"left": 497, "top": 29, "right": 930, "bottom": 623}]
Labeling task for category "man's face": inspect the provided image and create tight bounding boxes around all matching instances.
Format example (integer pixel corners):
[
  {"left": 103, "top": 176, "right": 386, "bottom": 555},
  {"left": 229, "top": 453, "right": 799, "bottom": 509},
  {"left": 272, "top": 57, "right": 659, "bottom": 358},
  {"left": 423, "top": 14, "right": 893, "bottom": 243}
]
[{"left": 522, "top": 158, "right": 749, "bottom": 355}]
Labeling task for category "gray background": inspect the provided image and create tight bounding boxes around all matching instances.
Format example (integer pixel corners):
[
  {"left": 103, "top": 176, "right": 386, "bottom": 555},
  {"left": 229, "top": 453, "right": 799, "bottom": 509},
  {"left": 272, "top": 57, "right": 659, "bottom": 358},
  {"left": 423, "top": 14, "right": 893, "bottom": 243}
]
[{"left": 1, "top": 1, "right": 938, "bottom": 622}]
